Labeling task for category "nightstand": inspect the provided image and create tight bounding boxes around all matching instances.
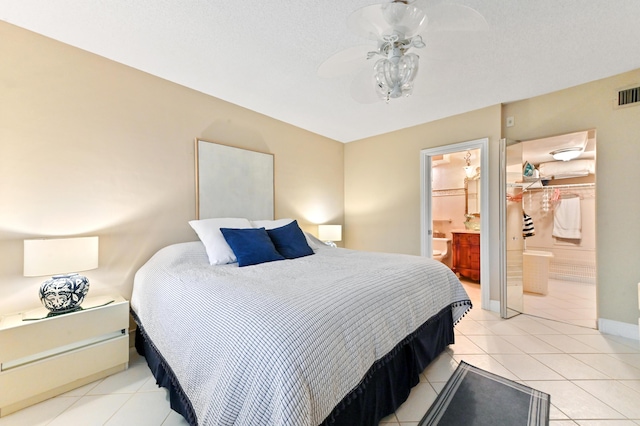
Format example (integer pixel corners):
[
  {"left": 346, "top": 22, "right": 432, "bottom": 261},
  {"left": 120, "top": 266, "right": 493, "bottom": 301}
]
[{"left": 0, "top": 295, "right": 129, "bottom": 417}]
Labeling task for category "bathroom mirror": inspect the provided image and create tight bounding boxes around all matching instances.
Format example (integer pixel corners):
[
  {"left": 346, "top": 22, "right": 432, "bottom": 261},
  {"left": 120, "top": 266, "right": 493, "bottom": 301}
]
[{"left": 465, "top": 178, "right": 480, "bottom": 216}]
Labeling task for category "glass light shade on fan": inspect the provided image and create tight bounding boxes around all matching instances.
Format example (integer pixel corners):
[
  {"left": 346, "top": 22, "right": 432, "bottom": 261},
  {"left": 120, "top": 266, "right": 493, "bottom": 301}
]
[
  {"left": 348, "top": 0, "right": 428, "bottom": 40},
  {"left": 374, "top": 52, "right": 420, "bottom": 100}
]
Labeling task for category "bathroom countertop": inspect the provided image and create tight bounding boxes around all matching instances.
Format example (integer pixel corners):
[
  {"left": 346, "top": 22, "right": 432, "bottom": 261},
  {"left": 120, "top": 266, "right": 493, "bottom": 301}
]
[{"left": 451, "top": 229, "right": 480, "bottom": 234}]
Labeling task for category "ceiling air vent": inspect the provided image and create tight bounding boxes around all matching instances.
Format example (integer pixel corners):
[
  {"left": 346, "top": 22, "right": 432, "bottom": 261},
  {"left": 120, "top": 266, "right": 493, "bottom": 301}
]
[{"left": 617, "top": 85, "right": 640, "bottom": 107}]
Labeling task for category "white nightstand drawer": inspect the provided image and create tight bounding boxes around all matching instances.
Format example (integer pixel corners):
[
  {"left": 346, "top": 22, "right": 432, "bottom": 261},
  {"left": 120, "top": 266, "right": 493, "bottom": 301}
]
[
  {"left": 0, "top": 335, "right": 129, "bottom": 416},
  {"left": 0, "top": 297, "right": 129, "bottom": 364},
  {"left": 2, "top": 330, "right": 125, "bottom": 370}
]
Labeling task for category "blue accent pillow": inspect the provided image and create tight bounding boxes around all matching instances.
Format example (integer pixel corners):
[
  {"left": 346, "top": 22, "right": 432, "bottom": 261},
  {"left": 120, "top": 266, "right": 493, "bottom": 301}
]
[
  {"left": 267, "top": 220, "right": 315, "bottom": 259},
  {"left": 220, "top": 227, "right": 285, "bottom": 267}
]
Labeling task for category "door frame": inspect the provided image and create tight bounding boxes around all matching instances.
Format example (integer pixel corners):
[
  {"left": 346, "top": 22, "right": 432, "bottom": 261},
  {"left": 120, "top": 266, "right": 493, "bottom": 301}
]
[{"left": 420, "top": 137, "right": 490, "bottom": 310}]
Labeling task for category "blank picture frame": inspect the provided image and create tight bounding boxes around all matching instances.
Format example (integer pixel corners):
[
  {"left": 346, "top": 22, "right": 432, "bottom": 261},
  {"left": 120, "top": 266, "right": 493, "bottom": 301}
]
[{"left": 195, "top": 139, "right": 274, "bottom": 220}]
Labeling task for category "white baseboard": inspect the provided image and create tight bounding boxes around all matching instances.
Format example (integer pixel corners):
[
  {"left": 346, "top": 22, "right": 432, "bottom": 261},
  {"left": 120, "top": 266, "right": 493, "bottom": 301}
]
[
  {"left": 598, "top": 318, "right": 640, "bottom": 341},
  {"left": 488, "top": 299, "right": 500, "bottom": 313}
]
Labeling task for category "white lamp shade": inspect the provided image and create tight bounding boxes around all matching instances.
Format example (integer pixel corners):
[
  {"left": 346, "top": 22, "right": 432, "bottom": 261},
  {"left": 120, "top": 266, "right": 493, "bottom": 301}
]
[
  {"left": 24, "top": 236, "right": 99, "bottom": 277},
  {"left": 318, "top": 225, "right": 342, "bottom": 242}
]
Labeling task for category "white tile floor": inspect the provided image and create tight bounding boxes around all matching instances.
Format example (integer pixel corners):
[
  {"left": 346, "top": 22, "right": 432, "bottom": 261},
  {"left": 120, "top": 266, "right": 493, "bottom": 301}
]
[
  {"left": 1, "top": 282, "right": 639, "bottom": 426},
  {"left": 523, "top": 278, "right": 597, "bottom": 329}
]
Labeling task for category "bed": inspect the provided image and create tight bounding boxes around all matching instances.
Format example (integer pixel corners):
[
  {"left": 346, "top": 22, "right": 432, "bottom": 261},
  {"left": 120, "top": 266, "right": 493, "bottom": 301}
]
[{"left": 130, "top": 218, "right": 471, "bottom": 426}]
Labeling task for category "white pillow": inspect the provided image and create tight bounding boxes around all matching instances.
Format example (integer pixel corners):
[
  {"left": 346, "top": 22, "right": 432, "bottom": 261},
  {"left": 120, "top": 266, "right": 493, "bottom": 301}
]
[
  {"left": 302, "top": 231, "right": 324, "bottom": 250},
  {"left": 189, "top": 218, "right": 252, "bottom": 265},
  {"left": 251, "top": 218, "right": 294, "bottom": 230},
  {"left": 251, "top": 218, "right": 319, "bottom": 250}
]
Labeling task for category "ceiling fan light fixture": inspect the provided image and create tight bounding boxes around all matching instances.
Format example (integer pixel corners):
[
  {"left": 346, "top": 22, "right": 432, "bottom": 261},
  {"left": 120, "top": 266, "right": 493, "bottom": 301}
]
[
  {"left": 374, "top": 52, "right": 419, "bottom": 102},
  {"left": 550, "top": 147, "right": 583, "bottom": 161},
  {"left": 321, "top": 0, "right": 487, "bottom": 103}
]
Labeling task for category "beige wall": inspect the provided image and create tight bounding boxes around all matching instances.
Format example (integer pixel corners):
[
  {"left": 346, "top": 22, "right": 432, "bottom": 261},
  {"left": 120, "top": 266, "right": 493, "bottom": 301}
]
[
  {"left": 503, "top": 69, "right": 640, "bottom": 327},
  {"left": 344, "top": 105, "right": 503, "bottom": 301},
  {"left": 0, "top": 22, "right": 344, "bottom": 314}
]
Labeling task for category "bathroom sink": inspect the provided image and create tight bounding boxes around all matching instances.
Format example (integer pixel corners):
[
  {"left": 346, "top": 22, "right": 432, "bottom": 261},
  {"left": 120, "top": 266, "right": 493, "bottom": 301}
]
[{"left": 464, "top": 221, "right": 480, "bottom": 231}]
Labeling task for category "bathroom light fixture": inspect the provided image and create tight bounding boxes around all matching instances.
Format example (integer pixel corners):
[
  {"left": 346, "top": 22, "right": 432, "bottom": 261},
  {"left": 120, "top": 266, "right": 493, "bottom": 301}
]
[
  {"left": 464, "top": 165, "right": 477, "bottom": 179},
  {"left": 318, "top": 225, "right": 342, "bottom": 247},
  {"left": 550, "top": 147, "right": 583, "bottom": 162},
  {"left": 24, "top": 236, "right": 99, "bottom": 313},
  {"left": 463, "top": 151, "right": 478, "bottom": 179}
]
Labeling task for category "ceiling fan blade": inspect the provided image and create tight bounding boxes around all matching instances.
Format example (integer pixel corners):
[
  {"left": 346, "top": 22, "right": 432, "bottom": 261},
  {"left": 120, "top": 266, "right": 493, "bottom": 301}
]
[
  {"left": 350, "top": 67, "right": 381, "bottom": 104},
  {"left": 347, "top": 1, "right": 429, "bottom": 41},
  {"left": 424, "top": 4, "right": 488, "bottom": 32},
  {"left": 318, "top": 45, "right": 375, "bottom": 78}
]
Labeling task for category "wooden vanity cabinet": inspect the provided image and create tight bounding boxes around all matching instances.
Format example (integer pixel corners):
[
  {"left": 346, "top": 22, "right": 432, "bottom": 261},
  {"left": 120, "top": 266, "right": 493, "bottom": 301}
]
[{"left": 452, "top": 231, "right": 480, "bottom": 281}]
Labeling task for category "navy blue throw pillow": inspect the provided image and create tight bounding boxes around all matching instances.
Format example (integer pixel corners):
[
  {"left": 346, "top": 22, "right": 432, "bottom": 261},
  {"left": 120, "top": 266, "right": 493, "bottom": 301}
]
[
  {"left": 220, "top": 227, "right": 285, "bottom": 267},
  {"left": 267, "top": 220, "right": 315, "bottom": 259}
]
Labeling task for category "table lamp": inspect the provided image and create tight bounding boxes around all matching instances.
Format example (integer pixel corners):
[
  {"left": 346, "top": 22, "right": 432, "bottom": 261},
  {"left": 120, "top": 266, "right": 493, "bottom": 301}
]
[
  {"left": 24, "top": 236, "right": 99, "bottom": 313},
  {"left": 318, "top": 225, "right": 342, "bottom": 247}
]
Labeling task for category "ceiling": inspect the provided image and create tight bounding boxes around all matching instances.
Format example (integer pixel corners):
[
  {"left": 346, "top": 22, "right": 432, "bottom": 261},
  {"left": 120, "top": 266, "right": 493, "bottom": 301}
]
[{"left": 2, "top": 1, "right": 640, "bottom": 143}]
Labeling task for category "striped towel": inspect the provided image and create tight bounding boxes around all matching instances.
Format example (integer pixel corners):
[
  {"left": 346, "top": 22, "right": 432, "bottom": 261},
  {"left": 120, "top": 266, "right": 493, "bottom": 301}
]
[{"left": 523, "top": 212, "right": 535, "bottom": 238}]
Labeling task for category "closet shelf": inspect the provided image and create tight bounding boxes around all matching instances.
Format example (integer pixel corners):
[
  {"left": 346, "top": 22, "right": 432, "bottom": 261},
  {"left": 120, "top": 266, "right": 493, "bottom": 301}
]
[{"left": 524, "top": 182, "right": 595, "bottom": 191}]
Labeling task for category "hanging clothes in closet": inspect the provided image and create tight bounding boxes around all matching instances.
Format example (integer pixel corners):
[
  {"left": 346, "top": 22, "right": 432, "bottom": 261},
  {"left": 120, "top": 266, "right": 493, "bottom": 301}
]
[{"left": 523, "top": 212, "right": 535, "bottom": 238}]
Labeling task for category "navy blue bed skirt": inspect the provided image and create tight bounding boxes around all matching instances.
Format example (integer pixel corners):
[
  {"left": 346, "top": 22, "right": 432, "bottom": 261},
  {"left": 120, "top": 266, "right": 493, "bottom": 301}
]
[{"left": 132, "top": 304, "right": 457, "bottom": 426}]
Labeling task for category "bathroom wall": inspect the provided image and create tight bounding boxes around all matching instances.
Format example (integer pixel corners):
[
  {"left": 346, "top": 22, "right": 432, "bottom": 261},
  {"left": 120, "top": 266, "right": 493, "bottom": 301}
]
[{"left": 431, "top": 149, "right": 481, "bottom": 237}]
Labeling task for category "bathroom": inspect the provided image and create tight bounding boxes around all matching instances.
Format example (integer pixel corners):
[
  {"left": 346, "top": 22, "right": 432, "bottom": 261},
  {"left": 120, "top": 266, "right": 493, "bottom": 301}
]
[
  {"left": 431, "top": 149, "right": 481, "bottom": 291},
  {"left": 506, "top": 130, "right": 597, "bottom": 328}
]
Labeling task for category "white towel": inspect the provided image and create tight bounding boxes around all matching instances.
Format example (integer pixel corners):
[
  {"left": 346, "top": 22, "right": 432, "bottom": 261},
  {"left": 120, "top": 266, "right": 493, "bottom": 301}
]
[{"left": 553, "top": 197, "right": 581, "bottom": 239}]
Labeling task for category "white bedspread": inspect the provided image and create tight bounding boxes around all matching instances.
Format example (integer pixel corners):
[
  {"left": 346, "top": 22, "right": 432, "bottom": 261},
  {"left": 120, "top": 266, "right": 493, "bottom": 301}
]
[{"left": 131, "top": 242, "right": 470, "bottom": 426}]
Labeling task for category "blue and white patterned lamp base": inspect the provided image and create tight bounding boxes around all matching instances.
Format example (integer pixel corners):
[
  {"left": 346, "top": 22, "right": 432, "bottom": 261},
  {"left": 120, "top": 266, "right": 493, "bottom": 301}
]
[{"left": 39, "top": 273, "right": 90, "bottom": 313}]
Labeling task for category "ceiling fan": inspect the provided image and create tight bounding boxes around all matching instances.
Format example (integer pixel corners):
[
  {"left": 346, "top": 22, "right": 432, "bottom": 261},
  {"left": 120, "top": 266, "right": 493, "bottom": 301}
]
[{"left": 318, "top": 0, "right": 487, "bottom": 103}]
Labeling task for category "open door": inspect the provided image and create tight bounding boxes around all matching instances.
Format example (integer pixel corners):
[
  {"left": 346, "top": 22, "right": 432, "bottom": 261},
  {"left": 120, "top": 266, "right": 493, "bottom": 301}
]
[
  {"left": 421, "top": 138, "right": 490, "bottom": 310},
  {"left": 500, "top": 138, "right": 524, "bottom": 318}
]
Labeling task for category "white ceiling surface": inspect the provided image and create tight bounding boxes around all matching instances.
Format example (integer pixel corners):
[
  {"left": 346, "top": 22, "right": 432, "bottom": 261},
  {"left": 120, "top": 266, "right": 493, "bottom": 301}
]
[{"left": 2, "top": 1, "right": 640, "bottom": 143}]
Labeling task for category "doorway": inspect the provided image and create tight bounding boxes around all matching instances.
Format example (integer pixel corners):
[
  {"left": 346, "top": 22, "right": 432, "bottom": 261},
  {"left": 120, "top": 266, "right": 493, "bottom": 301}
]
[
  {"left": 421, "top": 138, "right": 490, "bottom": 310},
  {"left": 500, "top": 131, "right": 597, "bottom": 327}
]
